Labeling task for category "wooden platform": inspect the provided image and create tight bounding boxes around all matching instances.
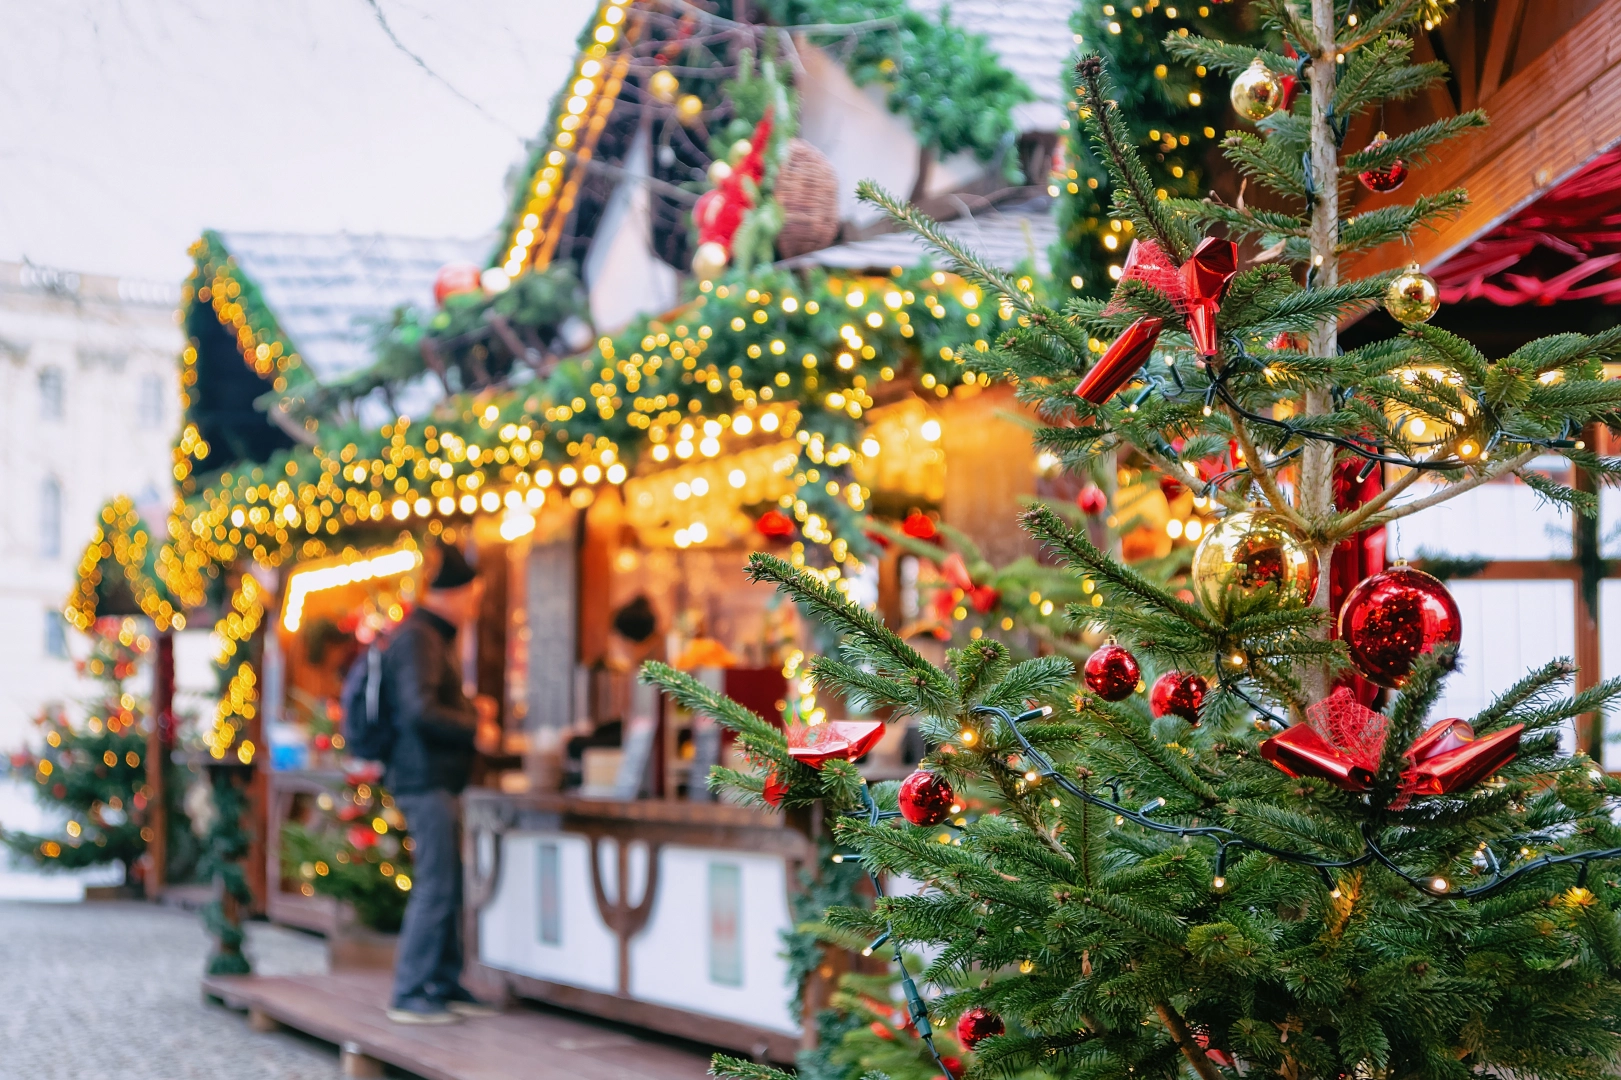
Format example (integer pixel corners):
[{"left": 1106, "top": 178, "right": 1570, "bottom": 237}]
[{"left": 203, "top": 971, "right": 715, "bottom": 1080}]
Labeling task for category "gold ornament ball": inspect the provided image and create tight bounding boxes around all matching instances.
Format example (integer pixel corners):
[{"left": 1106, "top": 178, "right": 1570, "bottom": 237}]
[
  {"left": 1229, "top": 58, "right": 1281, "bottom": 122},
  {"left": 649, "top": 69, "right": 680, "bottom": 104},
  {"left": 1190, "top": 510, "right": 1319, "bottom": 621},
  {"left": 691, "top": 241, "right": 730, "bottom": 281},
  {"left": 1385, "top": 263, "right": 1439, "bottom": 325},
  {"left": 676, "top": 94, "right": 705, "bottom": 124}
]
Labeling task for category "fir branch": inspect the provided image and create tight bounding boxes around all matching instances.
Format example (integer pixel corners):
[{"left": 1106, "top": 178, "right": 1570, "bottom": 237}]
[
  {"left": 1516, "top": 468, "right": 1597, "bottom": 518},
  {"left": 1337, "top": 192, "right": 1470, "bottom": 256},
  {"left": 1073, "top": 54, "right": 1191, "bottom": 262},
  {"left": 1161, "top": 36, "right": 1294, "bottom": 77},
  {"left": 1341, "top": 113, "right": 1489, "bottom": 175},
  {"left": 1365, "top": 448, "right": 1538, "bottom": 528},
  {"left": 1222, "top": 130, "right": 1310, "bottom": 202}
]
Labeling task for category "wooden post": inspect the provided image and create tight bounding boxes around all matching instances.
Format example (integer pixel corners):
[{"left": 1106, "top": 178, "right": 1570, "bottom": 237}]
[
  {"left": 1575, "top": 426, "right": 1603, "bottom": 760},
  {"left": 146, "top": 629, "right": 174, "bottom": 897}
]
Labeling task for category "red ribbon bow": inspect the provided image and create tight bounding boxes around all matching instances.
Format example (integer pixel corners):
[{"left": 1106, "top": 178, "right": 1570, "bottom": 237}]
[
  {"left": 1260, "top": 687, "right": 1522, "bottom": 800},
  {"left": 1181, "top": 236, "right": 1238, "bottom": 358}
]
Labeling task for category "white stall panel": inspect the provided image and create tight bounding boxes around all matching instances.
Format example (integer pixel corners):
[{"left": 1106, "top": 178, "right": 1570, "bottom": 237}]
[
  {"left": 1391, "top": 480, "right": 1570, "bottom": 561},
  {"left": 1598, "top": 580, "right": 1621, "bottom": 760},
  {"left": 478, "top": 831, "right": 619, "bottom": 993},
  {"left": 1427, "top": 580, "right": 1576, "bottom": 753},
  {"left": 628, "top": 845, "right": 800, "bottom": 1035}
]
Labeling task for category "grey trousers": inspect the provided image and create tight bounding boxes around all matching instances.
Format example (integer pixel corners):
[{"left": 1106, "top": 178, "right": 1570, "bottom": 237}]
[{"left": 390, "top": 789, "right": 465, "bottom": 1007}]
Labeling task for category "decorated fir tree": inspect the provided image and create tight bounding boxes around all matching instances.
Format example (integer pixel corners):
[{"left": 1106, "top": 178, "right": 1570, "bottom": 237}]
[
  {"left": 651, "top": 5, "right": 1621, "bottom": 1080},
  {"left": 4, "top": 618, "right": 160, "bottom": 876}
]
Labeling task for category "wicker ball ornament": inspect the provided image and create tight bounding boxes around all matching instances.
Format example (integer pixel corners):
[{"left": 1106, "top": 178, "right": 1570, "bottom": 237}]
[
  {"left": 1339, "top": 564, "right": 1461, "bottom": 688},
  {"left": 774, "top": 139, "right": 841, "bottom": 258},
  {"left": 1150, "top": 671, "right": 1209, "bottom": 724},
  {"left": 1191, "top": 511, "right": 1319, "bottom": 621},
  {"left": 956, "top": 1007, "right": 1005, "bottom": 1050},
  {"left": 1230, "top": 58, "right": 1282, "bottom": 122},
  {"left": 897, "top": 769, "right": 955, "bottom": 826},
  {"left": 1085, "top": 643, "right": 1141, "bottom": 701},
  {"left": 1385, "top": 263, "right": 1440, "bottom": 325}
]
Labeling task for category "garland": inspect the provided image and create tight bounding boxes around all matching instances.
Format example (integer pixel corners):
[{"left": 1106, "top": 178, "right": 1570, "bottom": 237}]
[{"left": 64, "top": 496, "right": 187, "bottom": 632}]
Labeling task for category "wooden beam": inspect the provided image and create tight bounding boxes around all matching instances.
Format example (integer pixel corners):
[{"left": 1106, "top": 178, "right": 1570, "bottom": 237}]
[
  {"left": 1346, "top": 0, "right": 1621, "bottom": 280},
  {"left": 1476, "top": 0, "right": 1528, "bottom": 104}
]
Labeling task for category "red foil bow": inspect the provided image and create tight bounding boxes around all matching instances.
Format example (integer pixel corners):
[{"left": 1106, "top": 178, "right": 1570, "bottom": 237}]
[
  {"left": 1181, "top": 236, "right": 1238, "bottom": 357},
  {"left": 1260, "top": 688, "right": 1522, "bottom": 798},
  {"left": 1075, "top": 316, "right": 1164, "bottom": 404},
  {"left": 786, "top": 720, "right": 885, "bottom": 769}
]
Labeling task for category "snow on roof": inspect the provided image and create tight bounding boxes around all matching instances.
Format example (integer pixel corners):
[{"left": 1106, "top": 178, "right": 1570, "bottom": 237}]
[
  {"left": 217, "top": 231, "right": 489, "bottom": 380},
  {"left": 780, "top": 197, "right": 1058, "bottom": 275},
  {"left": 909, "top": 0, "right": 1076, "bottom": 132}
]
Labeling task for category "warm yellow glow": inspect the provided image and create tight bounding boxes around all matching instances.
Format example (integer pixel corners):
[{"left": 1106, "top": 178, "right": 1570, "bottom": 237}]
[
  {"left": 500, "top": 506, "right": 537, "bottom": 541},
  {"left": 282, "top": 544, "right": 421, "bottom": 632},
  {"left": 559, "top": 465, "right": 579, "bottom": 485},
  {"left": 920, "top": 419, "right": 941, "bottom": 442},
  {"left": 732, "top": 414, "right": 753, "bottom": 436}
]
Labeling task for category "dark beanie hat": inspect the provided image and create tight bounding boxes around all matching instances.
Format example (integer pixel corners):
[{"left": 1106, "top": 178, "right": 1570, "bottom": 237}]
[
  {"left": 429, "top": 541, "right": 478, "bottom": 590},
  {"left": 612, "top": 595, "right": 657, "bottom": 643}
]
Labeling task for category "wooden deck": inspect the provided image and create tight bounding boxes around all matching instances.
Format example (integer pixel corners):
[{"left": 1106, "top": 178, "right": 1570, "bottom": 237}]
[{"left": 203, "top": 970, "right": 716, "bottom": 1080}]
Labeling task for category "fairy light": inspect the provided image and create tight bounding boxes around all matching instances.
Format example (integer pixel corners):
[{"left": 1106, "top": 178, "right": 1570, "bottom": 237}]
[{"left": 282, "top": 544, "right": 421, "bottom": 633}]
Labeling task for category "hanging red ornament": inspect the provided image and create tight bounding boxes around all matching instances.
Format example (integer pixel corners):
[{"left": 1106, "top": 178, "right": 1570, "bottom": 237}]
[
  {"left": 955, "top": 1007, "right": 1004, "bottom": 1050},
  {"left": 785, "top": 720, "right": 885, "bottom": 769},
  {"left": 762, "top": 771, "right": 788, "bottom": 807},
  {"left": 433, "top": 263, "right": 483, "bottom": 304},
  {"left": 1338, "top": 564, "right": 1461, "bottom": 688},
  {"left": 1077, "top": 485, "right": 1108, "bottom": 516},
  {"left": 902, "top": 511, "right": 938, "bottom": 539},
  {"left": 755, "top": 508, "right": 795, "bottom": 540},
  {"left": 1085, "top": 643, "right": 1141, "bottom": 701},
  {"left": 1357, "top": 131, "right": 1410, "bottom": 193},
  {"left": 1150, "top": 671, "right": 1209, "bottom": 724},
  {"left": 1075, "top": 316, "right": 1163, "bottom": 404},
  {"left": 1159, "top": 474, "right": 1185, "bottom": 500},
  {"left": 898, "top": 769, "right": 955, "bottom": 826}
]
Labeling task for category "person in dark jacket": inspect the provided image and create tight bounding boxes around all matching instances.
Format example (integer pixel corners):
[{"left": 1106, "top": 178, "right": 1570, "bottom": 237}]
[{"left": 384, "top": 541, "right": 500, "bottom": 1024}]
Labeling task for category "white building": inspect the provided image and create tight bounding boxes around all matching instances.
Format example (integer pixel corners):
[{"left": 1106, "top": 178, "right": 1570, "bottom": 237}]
[{"left": 0, "top": 259, "right": 179, "bottom": 898}]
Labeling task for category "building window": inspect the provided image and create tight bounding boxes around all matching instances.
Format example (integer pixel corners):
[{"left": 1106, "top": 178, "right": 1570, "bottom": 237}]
[
  {"left": 40, "top": 476, "right": 61, "bottom": 558},
  {"left": 138, "top": 374, "right": 165, "bottom": 429},
  {"left": 44, "top": 611, "right": 68, "bottom": 659},
  {"left": 38, "top": 368, "right": 63, "bottom": 421}
]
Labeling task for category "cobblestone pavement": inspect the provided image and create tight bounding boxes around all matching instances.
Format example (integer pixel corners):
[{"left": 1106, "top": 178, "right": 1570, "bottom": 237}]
[{"left": 0, "top": 901, "right": 340, "bottom": 1080}]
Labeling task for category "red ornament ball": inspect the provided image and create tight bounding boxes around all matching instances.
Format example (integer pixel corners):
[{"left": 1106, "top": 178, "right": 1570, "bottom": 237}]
[
  {"left": 1077, "top": 485, "right": 1108, "bottom": 516},
  {"left": 762, "top": 771, "right": 788, "bottom": 807},
  {"left": 898, "top": 769, "right": 955, "bottom": 826},
  {"left": 1150, "top": 671, "right": 1209, "bottom": 724},
  {"left": 755, "top": 508, "right": 795, "bottom": 540},
  {"left": 433, "top": 262, "right": 483, "bottom": 304},
  {"left": 1338, "top": 564, "right": 1461, "bottom": 688},
  {"left": 955, "top": 1007, "right": 1004, "bottom": 1050},
  {"left": 1085, "top": 643, "right": 1141, "bottom": 702},
  {"left": 1357, "top": 132, "right": 1409, "bottom": 193},
  {"left": 902, "top": 511, "right": 938, "bottom": 539}
]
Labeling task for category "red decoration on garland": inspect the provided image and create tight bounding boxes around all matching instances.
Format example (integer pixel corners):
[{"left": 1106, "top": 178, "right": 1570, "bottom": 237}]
[
  {"left": 1085, "top": 643, "right": 1141, "bottom": 701},
  {"left": 902, "top": 511, "right": 938, "bottom": 539},
  {"left": 1260, "top": 687, "right": 1522, "bottom": 798},
  {"left": 955, "top": 1007, "right": 1004, "bottom": 1050},
  {"left": 1338, "top": 564, "right": 1461, "bottom": 688},
  {"left": 1077, "top": 485, "right": 1108, "bottom": 515},
  {"left": 940, "top": 553, "right": 1000, "bottom": 614},
  {"left": 785, "top": 720, "right": 885, "bottom": 769},
  {"left": 1150, "top": 671, "right": 1208, "bottom": 724},
  {"left": 1075, "top": 316, "right": 1164, "bottom": 404},
  {"left": 755, "top": 508, "right": 795, "bottom": 539},
  {"left": 433, "top": 263, "right": 482, "bottom": 304},
  {"left": 898, "top": 769, "right": 955, "bottom": 826},
  {"left": 692, "top": 109, "right": 775, "bottom": 274},
  {"left": 1357, "top": 131, "right": 1409, "bottom": 193}
]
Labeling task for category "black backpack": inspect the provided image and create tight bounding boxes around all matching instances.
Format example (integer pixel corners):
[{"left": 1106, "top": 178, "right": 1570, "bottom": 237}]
[{"left": 340, "top": 636, "right": 395, "bottom": 762}]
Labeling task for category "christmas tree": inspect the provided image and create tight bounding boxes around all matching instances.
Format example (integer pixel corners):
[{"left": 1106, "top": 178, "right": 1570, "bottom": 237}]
[
  {"left": 3, "top": 618, "right": 165, "bottom": 878},
  {"left": 650, "top": 4, "right": 1621, "bottom": 1079},
  {"left": 280, "top": 763, "right": 415, "bottom": 933}
]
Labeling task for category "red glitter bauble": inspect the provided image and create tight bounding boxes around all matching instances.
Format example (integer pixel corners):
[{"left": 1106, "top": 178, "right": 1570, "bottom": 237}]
[
  {"left": 897, "top": 769, "right": 955, "bottom": 826},
  {"left": 1338, "top": 564, "right": 1461, "bottom": 688},
  {"left": 955, "top": 1007, "right": 1004, "bottom": 1050},
  {"left": 1085, "top": 643, "right": 1141, "bottom": 702},
  {"left": 1150, "top": 671, "right": 1209, "bottom": 724},
  {"left": 1077, "top": 485, "right": 1108, "bottom": 515},
  {"left": 1357, "top": 132, "right": 1409, "bottom": 193}
]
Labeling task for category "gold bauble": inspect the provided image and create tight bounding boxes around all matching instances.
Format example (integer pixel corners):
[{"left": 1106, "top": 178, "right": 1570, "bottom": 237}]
[
  {"left": 691, "top": 241, "right": 730, "bottom": 281},
  {"left": 1229, "top": 58, "right": 1281, "bottom": 122},
  {"left": 649, "top": 69, "right": 680, "bottom": 104},
  {"left": 1384, "top": 262, "right": 1439, "bottom": 325},
  {"left": 1190, "top": 510, "right": 1319, "bottom": 621},
  {"left": 676, "top": 94, "right": 705, "bottom": 124}
]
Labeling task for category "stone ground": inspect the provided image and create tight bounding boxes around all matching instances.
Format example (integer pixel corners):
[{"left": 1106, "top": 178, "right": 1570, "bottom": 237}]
[{"left": 0, "top": 900, "right": 343, "bottom": 1079}]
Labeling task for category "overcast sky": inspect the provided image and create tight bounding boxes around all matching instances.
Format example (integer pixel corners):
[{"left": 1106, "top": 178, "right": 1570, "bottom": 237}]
[{"left": 0, "top": 0, "right": 595, "bottom": 283}]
